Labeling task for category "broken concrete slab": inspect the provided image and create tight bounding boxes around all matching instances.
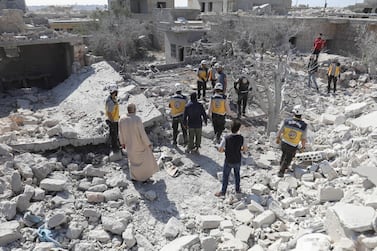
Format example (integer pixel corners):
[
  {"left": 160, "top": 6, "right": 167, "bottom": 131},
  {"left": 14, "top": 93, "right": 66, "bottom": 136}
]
[
  {"left": 198, "top": 215, "right": 224, "bottom": 230},
  {"left": 353, "top": 163, "right": 377, "bottom": 186},
  {"left": 319, "top": 187, "right": 344, "bottom": 202},
  {"left": 349, "top": 110, "right": 377, "bottom": 130},
  {"left": 325, "top": 203, "right": 376, "bottom": 242},
  {"left": 160, "top": 235, "right": 200, "bottom": 251},
  {"left": 7, "top": 62, "right": 162, "bottom": 152},
  {"left": 344, "top": 102, "right": 367, "bottom": 118}
]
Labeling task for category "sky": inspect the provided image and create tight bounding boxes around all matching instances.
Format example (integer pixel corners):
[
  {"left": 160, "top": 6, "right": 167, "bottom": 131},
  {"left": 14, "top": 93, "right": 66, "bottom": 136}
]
[{"left": 25, "top": 0, "right": 365, "bottom": 7}]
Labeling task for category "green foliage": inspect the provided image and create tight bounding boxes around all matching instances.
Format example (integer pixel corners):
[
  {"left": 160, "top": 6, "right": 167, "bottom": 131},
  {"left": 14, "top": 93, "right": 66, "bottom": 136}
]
[{"left": 78, "top": 4, "right": 154, "bottom": 65}]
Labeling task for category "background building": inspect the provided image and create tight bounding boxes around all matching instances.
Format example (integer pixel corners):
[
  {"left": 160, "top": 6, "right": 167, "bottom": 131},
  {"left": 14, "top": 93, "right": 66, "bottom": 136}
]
[
  {"left": 108, "top": 0, "right": 175, "bottom": 14},
  {"left": 0, "top": 0, "right": 26, "bottom": 12}
]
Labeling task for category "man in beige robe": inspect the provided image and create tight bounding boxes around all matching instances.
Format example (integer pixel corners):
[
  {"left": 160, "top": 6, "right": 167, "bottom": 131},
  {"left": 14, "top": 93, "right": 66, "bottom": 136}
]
[{"left": 119, "top": 103, "right": 159, "bottom": 182}]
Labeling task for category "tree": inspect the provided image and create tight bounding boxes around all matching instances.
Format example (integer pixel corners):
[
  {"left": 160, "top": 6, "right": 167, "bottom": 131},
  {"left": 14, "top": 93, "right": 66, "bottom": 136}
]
[
  {"left": 216, "top": 17, "right": 303, "bottom": 134},
  {"left": 76, "top": 4, "right": 154, "bottom": 69}
]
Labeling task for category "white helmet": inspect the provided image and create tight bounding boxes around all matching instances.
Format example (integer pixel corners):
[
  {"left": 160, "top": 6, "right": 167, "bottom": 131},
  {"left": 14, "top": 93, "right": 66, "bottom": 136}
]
[
  {"left": 200, "top": 60, "right": 208, "bottom": 65},
  {"left": 214, "top": 63, "right": 222, "bottom": 69},
  {"left": 292, "top": 105, "right": 304, "bottom": 116},
  {"left": 211, "top": 57, "right": 217, "bottom": 63},
  {"left": 175, "top": 83, "right": 183, "bottom": 92},
  {"left": 214, "top": 83, "right": 223, "bottom": 90},
  {"left": 109, "top": 84, "right": 118, "bottom": 94}
]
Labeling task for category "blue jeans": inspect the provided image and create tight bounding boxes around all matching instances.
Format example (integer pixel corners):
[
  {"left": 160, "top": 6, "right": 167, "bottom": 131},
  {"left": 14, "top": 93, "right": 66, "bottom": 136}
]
[
  {"left": 308, "top": 73, "right": 318, "bottom": 89},
  {"left": 221, "top": 162, "right": 241, "bottom": 194}
]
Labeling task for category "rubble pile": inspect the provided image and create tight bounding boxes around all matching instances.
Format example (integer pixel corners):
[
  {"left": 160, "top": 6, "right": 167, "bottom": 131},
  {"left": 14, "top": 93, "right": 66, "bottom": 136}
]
[{"left": 0, "top": 52, "right": 377, "bottom": 251}]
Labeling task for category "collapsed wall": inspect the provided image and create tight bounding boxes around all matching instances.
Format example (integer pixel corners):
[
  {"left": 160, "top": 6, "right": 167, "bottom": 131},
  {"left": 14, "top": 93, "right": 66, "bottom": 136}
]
[{"left": 0, "top": 61, "right": 163, "bottom": 152}]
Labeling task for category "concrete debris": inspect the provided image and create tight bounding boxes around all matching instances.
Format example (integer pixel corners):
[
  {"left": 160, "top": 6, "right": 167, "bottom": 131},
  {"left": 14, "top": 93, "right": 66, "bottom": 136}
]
[
  {"left": 160, "top": 235, "right": 200, "bottom": 251},
  {"left": 326, "top": 203, "right": 376, "bottom": 242},
  {"left": 319, "top": 187, "right": 344, "bottom": 202},
  {"left": 2, "top": 42, "right": 377, "bottom": 251}
]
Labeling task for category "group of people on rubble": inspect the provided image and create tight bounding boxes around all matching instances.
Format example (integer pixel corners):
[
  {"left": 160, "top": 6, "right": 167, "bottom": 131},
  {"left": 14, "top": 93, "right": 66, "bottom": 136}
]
[
  {"left": 103, "top": 35, "right": 337, "bottom": 196},
  {"left": 307, "top": 33, "right": 342, "bottom": 94}
]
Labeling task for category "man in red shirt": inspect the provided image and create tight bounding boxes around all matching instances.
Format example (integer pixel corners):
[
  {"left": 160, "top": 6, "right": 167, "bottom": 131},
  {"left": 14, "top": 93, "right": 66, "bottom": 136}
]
[{"left": 312, "top": 33, "right": 326, "bottom": 60}]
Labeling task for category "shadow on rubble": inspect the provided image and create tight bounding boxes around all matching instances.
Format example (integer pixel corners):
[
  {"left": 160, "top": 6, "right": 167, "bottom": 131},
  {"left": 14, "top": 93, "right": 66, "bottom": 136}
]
[
  {"left": 186, "top": 150, "right": 222, "bottom": 178},
  {"left": 133, "top": 179, "right": 178, "bottom": 224},
  {"left": 0, "top": 66, "right": 95, "bottom": 118}
]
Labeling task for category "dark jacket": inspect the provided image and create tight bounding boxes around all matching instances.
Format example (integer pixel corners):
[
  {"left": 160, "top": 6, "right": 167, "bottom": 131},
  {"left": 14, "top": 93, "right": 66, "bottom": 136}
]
[
  {"left": 307, "top": 59, "right": 319, "bottom": 74},
  {"left": 183, "top": 100, "right": 208, "bottom": 129}
]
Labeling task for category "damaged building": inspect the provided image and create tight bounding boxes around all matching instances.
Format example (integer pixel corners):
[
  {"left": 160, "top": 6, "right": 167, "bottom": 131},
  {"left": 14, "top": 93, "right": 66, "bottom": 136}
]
[
  {"left": 0, "top": 37, "right": 83, "bottom": 91},
  {"left": 0, "top": 9, "right": 85, "bottom": 91},
  {"left": 108, "top": 0, "right": 175, "bottom": 13},
  {"left": 0, "top": 0, "right": 26, "bottom": 12},
  {"left": 187, "top": 0, "right": 291, "bottom": 14}
]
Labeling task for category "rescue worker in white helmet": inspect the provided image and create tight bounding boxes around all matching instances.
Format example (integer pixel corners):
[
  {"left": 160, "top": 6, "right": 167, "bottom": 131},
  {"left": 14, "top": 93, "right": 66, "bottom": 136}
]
[
  {"left": 275, "top": 105, "right": 308, "bottom": 177},
  {"left": 105, "top": 84, "right": 120, "bottom": 153},
  {"left": 234, "top": 76, "right": 252, "bottom": 118},
  {"left": 208, "top": 83, "right": 235, "bottom": 144},
  {"left": 169, "top": 83, "right": 188, "bottom": 145},
  {"left": 196, "top": 60, "right": 209, "bottom": 101}
]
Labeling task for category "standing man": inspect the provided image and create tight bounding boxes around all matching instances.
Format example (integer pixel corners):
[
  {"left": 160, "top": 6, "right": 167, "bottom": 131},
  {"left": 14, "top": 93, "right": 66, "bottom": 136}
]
[
  {"left": 119, "top": 103, "right": 159, "bottom": 182},
  {"left": 215, "top": 63, "right": 227, "bottom": 93},
  {"left": 105, "top": 84, "right": 120, "bottom": 153},
  {"left": 307, "top": 55, "right": 319, "bottom": 91},
  {"left": 183, "top": 92, "right": 208, "bottom": 153},
  {"left": 169, "top": 83, "right": 188, "bottom": 145},
  {"left": 208, "top": 57, "right": 218, "bottom": 89},
  {"left": 312, "top": 33, "right": 326, "bottom": 61},
  {"left": 208, "top": 83, "right": 235, "bottom": 144},
  {"left": 327, "top": 59, "right": 341, "bottom": 94},
  {"left": 215, "top": 120, "right": 248, "bottom": 197},
  {"left": 234, "top": 76, "right": 252, "bottom": 117},
  {"left": 275, "top": 105, "right": 308, "bottom": 178},
  {"left": 197, "top": 60, "right": 209, "bottom": 101}
]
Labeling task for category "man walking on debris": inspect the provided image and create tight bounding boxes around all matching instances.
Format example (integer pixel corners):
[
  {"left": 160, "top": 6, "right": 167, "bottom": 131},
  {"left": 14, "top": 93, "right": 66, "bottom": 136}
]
[
  {"left": 215, "top": 63, "right": 227, "bottom": 93},
  {"left": 307, "top": 55, "right": 319, "bottom": 91},
  {"left": 234, "top": 76, "right": 252, "bottom": 117},
  {"left": 276, "top": 105, "right": 307, "bottom": 178},
  {"left": 312, "top": 33, "right": 326, "bottom": 61},
  {"left": 169, "top": 83, "right": 188, "bottom": 145},
  {"left": 208, "top": 57, "right": 217, "bottom": 89},
  {"left": 197, "top": 60, "right": 209, "bottom": 101},
  {"left": 105, "top": 84, "right": 120, "bottom": 153},
  {"left": 183, "top": 92, "right": 208, "bottom": 154},
  {"left": 327, "top": 59, "right": 341, "bottom": 94},
  {"left": 119, "top": 103, "right": 159, "bottom": 182},
  {"left": 208, "top": 83, "right": 235, "bottom": 144},
  {"left": 215, "top": 120, "right": 247, "bottom": 197}
]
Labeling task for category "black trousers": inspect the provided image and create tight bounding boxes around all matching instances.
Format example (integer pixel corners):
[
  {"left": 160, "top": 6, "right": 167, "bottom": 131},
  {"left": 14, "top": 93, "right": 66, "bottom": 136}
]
[
  {"left": 328, "top": 76, "right": 337, "bottom": 93},
  {"left": 212, "top": 113, "right": 226, "bottom": 141},
  {"left": 197, "top": 81, "right": 206, "bottom": 99},
  {"left": 172, "top": 115, "right": 187, "bottom": 144},
  {"left": 106, "top": 120, "right": 119, "bottom": 151},
  {"left": 211, "top": 80, "right": 216, "bottom": 89},
  {"left": 237, "top": 93, "right": 248, "bottom": 116},
  {"left": 279, "top": 141, "right": 297, "bottom": 174}
]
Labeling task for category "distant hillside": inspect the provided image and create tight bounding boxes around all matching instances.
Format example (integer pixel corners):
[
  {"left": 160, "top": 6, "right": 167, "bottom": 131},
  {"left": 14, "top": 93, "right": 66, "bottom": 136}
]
[{"left": 27, "top": 4, "right": 107, "bottom": 12}]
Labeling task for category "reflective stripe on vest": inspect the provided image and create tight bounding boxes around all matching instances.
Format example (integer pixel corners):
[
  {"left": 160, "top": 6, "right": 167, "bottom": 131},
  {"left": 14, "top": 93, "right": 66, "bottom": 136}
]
[
  {"left": 169, "top": 96, "right": 187, "bottom": 117},
  {"left": 106, "top": 102, "right": 119, "bottom": 122},
  {"left": 210, "top": 95, "right": 226, "bottom": 115},
  {"left": 281, "top": 118, "right": 307, "bottom": 147}
]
